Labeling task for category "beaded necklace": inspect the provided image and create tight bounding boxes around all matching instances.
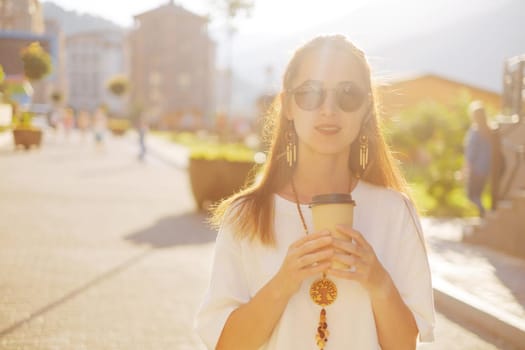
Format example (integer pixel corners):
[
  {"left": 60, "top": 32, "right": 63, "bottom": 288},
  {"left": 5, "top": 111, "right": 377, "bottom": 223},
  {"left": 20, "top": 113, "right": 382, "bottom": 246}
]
[{"left": 290, "top": 179, "right": 337, "bottom": 350}]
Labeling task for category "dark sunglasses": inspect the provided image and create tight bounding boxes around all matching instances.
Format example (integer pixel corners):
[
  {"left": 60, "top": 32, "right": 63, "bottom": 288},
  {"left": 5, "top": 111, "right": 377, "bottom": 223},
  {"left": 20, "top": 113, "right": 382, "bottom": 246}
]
[{"left": 287, "top": 81, "right": 367, "bottom": 112}]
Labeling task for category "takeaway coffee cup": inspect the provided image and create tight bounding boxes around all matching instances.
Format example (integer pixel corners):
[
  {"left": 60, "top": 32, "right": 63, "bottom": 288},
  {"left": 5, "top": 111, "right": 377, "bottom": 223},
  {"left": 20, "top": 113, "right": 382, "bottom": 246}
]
[{"left": 310, "top": 193, "right": 356, "bottom": 270}]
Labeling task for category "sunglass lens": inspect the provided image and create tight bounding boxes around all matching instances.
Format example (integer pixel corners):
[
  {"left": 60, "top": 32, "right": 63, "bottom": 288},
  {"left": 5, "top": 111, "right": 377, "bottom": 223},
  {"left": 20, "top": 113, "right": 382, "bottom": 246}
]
[
  {"left": 337, "top": 83, "right": 365, "bottom": 112},
  {"left": 294, "top": 89, "right": 324, "bottom": 111}
]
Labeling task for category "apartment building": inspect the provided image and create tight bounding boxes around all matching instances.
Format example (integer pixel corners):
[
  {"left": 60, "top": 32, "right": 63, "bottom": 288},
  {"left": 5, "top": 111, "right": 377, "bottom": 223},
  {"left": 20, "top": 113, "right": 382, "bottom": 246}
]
[
  {"left": 0, "top": 0, "right": 44, "bottom": 34},
  {"left": 66, "top": 30, "right": 127, "bottom": 114},
  {"left": 129, "top": 1, "right": 215, "bottom": 126}
]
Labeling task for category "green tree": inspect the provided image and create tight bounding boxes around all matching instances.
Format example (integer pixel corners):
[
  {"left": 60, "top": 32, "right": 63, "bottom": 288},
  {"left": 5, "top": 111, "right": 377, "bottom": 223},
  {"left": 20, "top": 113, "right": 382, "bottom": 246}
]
[
  {"left": 385, "top": 98, "right": 476, "bottom": 216},
  {"left": 20, "top": 42, "right": 52, "bottom": 82},
  {"left": 212, "top": 0, "right": 253, "bottom": 18}
]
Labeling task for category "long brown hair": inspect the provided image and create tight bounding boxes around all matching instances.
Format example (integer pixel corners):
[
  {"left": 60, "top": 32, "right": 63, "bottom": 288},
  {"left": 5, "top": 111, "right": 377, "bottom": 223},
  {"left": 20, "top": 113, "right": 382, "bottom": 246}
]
[{"left": 210, "top": 34, "right": 410, "bottom": 245}]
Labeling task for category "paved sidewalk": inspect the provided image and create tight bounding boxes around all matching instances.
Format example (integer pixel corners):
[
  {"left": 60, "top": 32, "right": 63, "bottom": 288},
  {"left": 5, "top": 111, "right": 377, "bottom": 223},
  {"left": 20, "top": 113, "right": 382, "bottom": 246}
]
[
  {"left": 0, "top": 130, "right": 12, "bottom": 149},
  {"left": 140, "top": 132, "right": 190, "bottom": 169},
  {"left": 0, "top": 130, "right": 212, "bottom": 349},
  {"left": 422, "top": 219, "right": 525, "bottom": 348}
]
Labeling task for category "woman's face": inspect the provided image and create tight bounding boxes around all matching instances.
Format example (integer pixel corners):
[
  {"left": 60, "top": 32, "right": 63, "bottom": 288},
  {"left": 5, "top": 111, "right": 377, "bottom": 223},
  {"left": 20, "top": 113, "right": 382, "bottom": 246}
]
[{"left": 287, "top": 48, "right": 370, "bottom": 157}]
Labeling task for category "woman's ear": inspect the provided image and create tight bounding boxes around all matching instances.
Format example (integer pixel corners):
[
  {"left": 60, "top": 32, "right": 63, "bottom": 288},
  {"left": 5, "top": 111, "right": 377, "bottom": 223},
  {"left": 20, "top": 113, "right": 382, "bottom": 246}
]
[{"left": 280, "top": 92, "right": 293, "bottom": 121}]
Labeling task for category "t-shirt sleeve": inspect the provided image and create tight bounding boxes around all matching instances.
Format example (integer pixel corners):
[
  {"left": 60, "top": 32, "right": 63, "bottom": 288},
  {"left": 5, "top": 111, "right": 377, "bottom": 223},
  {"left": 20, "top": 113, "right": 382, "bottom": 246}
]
[
  {"left": 194, "top": 222, "right": 250, "bottom": 349},
  {"left": 390, "top": 196, "right": 436, "bottom": 342}
]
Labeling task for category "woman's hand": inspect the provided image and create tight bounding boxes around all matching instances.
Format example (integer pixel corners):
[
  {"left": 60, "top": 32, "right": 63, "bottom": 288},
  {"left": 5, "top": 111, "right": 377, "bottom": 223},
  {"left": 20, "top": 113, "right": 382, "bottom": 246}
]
[
  {"left": 274, "top": 230, "right": 334, "bottom": 299},
  {"left": 327, "top": 225, "right": 392, "bottom": 298}
]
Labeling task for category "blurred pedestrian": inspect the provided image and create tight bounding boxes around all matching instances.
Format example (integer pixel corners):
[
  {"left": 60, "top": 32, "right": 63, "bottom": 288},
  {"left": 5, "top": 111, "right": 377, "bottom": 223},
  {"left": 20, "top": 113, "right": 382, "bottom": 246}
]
[
  {"left": 63, "top": 107, "right": 75, "bottom": 140},
  {"left": 137, "top": 115, "right": 148, "bottom": 161},
  {"left": 196, "top": 34, "right": 435, "bottom": 350},
  {"left": 93, "top": 106, "right": 107, "bottom": 150},
  {"left": 464, "top": 101, "right": 493, "bottom": 217},
  {"left": 48, "top": 107, "right": 62, "bottom": 142},
  {"left": 77, "top": 110, "right": 91, "bottom": 141}
]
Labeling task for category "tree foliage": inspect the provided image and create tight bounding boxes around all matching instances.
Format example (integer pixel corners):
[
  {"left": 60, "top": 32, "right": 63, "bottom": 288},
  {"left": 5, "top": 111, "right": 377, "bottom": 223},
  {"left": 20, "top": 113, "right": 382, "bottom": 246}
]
[
  {"left": 384, "top": 97, "right": 476, "bottom": 216},
  {"left": 106, "top": 75, "right": 129, "bottom": 97},
  {"left": 224, "top": 0, "right": 253, "bottom": 18},
  {"left": 20, "top": 42, "right": 52, "bottom": 82},
  {"left": 210, "top": 0, "right": 254, "bottom": 21}
]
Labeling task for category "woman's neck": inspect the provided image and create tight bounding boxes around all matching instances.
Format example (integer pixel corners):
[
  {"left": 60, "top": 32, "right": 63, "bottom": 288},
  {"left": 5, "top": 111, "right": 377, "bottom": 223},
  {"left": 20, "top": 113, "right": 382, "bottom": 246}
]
[{"left": 290, "top": 152, "right": 354, "bottom": 203}]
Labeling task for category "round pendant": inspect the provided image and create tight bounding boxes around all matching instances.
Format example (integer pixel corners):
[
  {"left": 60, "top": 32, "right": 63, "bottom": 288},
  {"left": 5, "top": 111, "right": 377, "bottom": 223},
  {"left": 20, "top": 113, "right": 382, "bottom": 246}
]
[{"left": 310, "top": 277, "right": 337, "bottom": 306}]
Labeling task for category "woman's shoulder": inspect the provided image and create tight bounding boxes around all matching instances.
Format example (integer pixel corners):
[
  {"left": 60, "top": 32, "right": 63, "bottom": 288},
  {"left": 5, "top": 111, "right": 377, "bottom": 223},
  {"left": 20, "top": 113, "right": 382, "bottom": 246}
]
[
  {"left": 357, "top": 180, "right": 409, "bottom": 207},
  {"left": 358, "top": 181, "right": 424, "bottom": 242}
]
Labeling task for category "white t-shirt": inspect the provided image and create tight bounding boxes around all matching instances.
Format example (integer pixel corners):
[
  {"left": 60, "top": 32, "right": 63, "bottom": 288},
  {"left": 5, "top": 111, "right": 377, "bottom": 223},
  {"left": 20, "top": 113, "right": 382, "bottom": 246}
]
[{"left": 196, "top": 180, "right": 435, "bottom": 349}]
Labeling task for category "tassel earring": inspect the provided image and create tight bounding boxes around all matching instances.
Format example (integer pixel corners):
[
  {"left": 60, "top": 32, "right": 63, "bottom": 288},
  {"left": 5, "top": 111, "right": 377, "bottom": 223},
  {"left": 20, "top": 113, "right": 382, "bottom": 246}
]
[
  {"left": 286, "top": 121, "right": 297, "bottom": 168},
  {"left": 358, "top": 134, "right": 369, "bottom": 176}
]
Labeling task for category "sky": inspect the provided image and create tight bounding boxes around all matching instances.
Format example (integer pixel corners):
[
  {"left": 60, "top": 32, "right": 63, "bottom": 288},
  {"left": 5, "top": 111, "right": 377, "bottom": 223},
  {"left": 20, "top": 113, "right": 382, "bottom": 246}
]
[
  {"left": 43, "top": 0, "right": 368, "bottom": 35},
  {"left": 41, "top": 0, "right": 492, "bottom": 61}
]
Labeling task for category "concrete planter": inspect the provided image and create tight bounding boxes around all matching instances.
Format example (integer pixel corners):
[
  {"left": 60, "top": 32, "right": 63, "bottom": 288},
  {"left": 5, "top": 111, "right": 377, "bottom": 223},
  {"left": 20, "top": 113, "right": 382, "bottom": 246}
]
[
  {"left": 107, "top": 118, "right": 130, "bottom": 136},
  {"left": 109, "top": 128, "right": 127, "bottom": 136},
  {"left": 189, "top": 158, "right": 254, "bottom": 210}
]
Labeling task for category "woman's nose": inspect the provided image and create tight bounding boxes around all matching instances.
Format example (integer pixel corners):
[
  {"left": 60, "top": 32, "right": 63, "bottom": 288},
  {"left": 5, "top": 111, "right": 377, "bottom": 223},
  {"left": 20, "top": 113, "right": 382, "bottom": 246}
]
[{"left": 320, "top": 90, "right": 338, "bottom": 116}]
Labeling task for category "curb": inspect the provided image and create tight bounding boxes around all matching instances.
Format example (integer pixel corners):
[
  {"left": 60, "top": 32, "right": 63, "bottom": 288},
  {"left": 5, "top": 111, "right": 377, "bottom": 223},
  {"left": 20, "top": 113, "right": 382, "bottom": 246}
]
[
  {"left": 121, "top": 132, "right": 190, "bottom": 169},
  {"left": 433, "top": 277, "right": 525, "bottom": 348},
  {"left": 147, "top": 137, "right": 189, "bottom": 169}
]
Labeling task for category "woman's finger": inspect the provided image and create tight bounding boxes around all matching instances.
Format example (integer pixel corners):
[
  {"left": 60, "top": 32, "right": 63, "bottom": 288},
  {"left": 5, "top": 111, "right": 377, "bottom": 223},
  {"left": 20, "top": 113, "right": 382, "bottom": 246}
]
[
  {"left": 335, "top": 226, "right": 372, "bottom": 250},
  {"left": 332, "top": 252, "right": 358, "bottom": 267},
  {"left": 333, "top": 224, "right": 353, "bottom": 239},
  {"left": 326, "top": 267, "right": 358, "bottom": 280},
  {"left": 298, "top": 248, "right": 334, "bottom": 268},
  {"left": 332, "top": 238, "right": 363, "bottom": 257},
  {"left": 301, "top": 261, "right": 331, "bottom": 277},
  {"left": 327, "top": 259, "right": 368, "bottom": 280},
  {"left": 290, "top": 230, "right": 330, "bottom": 249},
  {"left": 297, "top": 235, "right": 333, "bottom": 256}
]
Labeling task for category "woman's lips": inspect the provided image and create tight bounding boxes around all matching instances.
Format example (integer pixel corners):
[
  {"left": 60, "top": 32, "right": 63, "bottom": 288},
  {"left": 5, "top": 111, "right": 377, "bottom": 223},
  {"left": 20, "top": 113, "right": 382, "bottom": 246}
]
[{"left": 315, "top": 125, "right": 341, "bottom": 135}]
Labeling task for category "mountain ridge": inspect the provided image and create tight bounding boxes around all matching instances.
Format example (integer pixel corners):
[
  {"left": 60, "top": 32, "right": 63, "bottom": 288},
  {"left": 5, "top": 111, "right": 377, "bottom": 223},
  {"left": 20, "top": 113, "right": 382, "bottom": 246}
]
[{"left": 42, "top": 1, "right": 124, "bottom": 35}]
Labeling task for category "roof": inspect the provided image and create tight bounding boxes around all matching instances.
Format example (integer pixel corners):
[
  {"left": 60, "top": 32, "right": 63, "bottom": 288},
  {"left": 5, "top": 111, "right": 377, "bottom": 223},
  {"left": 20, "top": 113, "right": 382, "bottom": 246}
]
[
  {"left": 133, "top": 1, "right": 207, "bottom": 22},
  {"left": 376, "top": 72, "right": 500, "bottom": 95}
]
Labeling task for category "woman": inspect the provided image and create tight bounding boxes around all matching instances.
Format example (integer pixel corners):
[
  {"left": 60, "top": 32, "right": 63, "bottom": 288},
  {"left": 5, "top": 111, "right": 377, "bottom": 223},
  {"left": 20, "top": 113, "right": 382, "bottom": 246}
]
[{"left": 196, "top": 34, "right": 435, "bottom": 350}]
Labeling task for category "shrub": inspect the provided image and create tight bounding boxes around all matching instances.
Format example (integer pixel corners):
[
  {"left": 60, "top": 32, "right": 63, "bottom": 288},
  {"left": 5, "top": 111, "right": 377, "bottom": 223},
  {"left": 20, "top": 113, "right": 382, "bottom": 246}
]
[
  {"left": 385, "top": 98, "right": 481, "bottom": 217},
  {"left": 159, "top": 131, "right": 256, "bottom": 162},
  {"left": 12, "top": 111, "right": 38, "bottom": 130},
  {"left": 190, "top": 142, "right": 255, "bottom": 162}
]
